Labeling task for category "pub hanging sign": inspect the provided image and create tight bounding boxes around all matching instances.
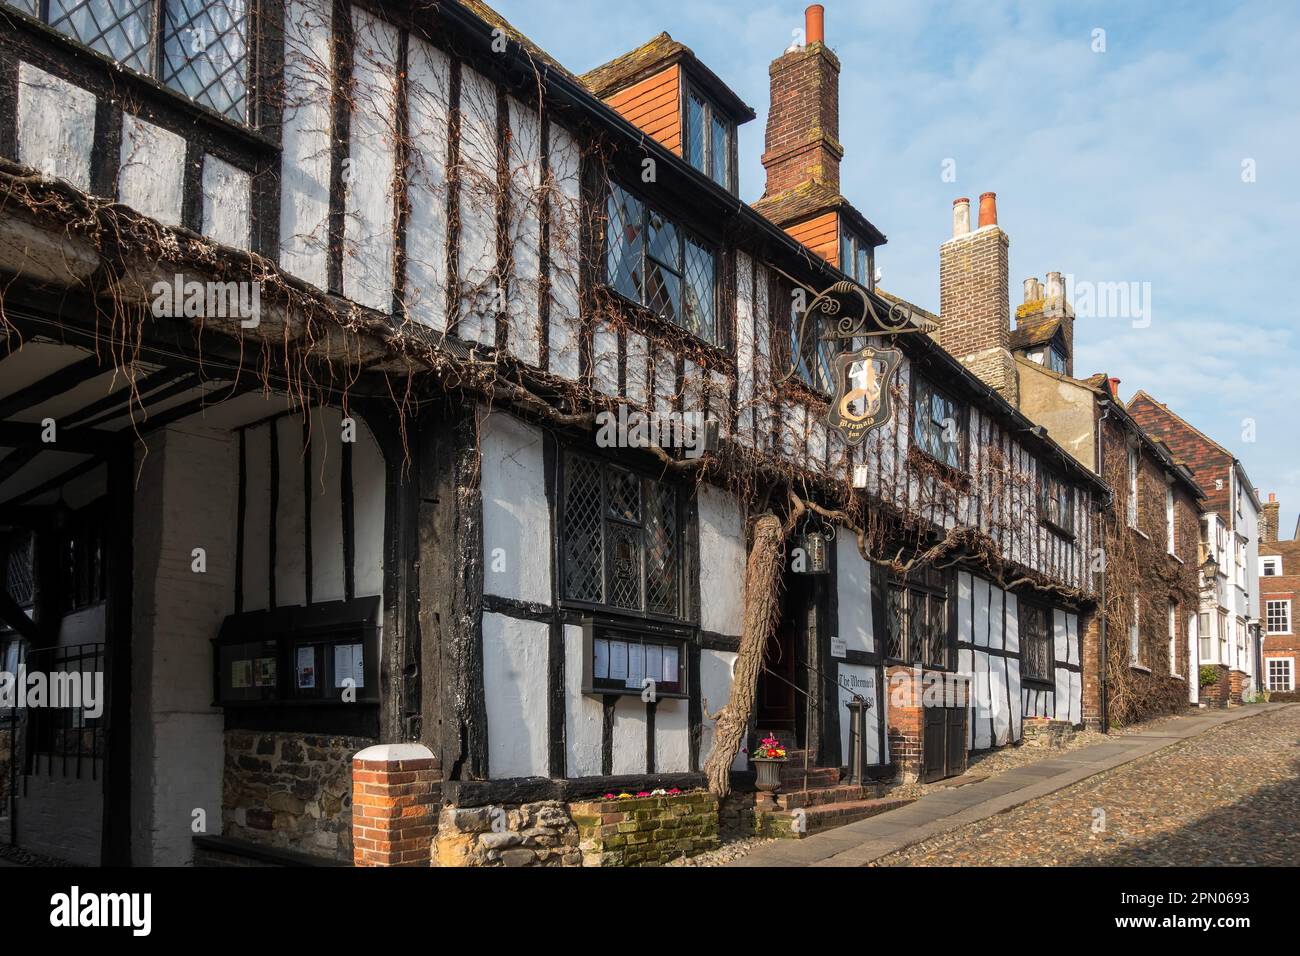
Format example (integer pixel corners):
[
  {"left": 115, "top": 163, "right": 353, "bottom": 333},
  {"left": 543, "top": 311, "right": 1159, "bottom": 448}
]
[
  {"left": 828, "top": 344, "right": 903, "bottom": 446},
  {"left": 777, "top": 279, "right": 921, "bottom": 447}
]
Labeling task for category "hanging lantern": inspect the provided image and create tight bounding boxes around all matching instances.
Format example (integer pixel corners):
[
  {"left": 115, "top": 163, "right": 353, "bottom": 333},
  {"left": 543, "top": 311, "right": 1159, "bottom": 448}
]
[{"left": 794, "top": 528, "right": 829, "bottom": 575}]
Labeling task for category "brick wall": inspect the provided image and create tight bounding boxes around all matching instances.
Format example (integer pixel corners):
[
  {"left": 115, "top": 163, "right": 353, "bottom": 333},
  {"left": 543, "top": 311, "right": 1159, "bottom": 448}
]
[
  {"left": 1261, "top": 540, "right": 1299, "bottom": 694},
  {"left": 761, "top": 42, "right": 842, "bottom": 195},
  {"left": 884, "top": 664, "right": 923, "bottom": 781},
  {"left": 938, "top": 226, "right": 1017, "bottom": 404}
]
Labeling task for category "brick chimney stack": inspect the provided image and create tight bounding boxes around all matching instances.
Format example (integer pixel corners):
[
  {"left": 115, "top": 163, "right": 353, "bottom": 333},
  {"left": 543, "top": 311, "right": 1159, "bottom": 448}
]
[
  {"left": 761, "top": 5, "right": 843, "bottom": 196},
  {"left": 1014, "top": 269, "right": 1075, "bottom": 376},
  {"left": 1261, "top": 492, "right": 1279, "bottom": 543},
  {"left": 938, "top": 192, "right": 1018, "bottom": 404}
]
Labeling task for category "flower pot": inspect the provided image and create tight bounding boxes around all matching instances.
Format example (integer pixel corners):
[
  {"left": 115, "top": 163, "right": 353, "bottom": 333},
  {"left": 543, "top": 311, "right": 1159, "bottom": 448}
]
[{"left": 753, "top": 757, "right": 784, "bottom": 792}]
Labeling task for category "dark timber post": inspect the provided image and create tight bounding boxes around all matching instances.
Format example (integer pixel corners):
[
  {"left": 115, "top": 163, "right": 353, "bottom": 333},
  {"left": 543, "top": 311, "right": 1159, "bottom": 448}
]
[{"left": 101, "top": 443, "right": 133, "bottom": 865}]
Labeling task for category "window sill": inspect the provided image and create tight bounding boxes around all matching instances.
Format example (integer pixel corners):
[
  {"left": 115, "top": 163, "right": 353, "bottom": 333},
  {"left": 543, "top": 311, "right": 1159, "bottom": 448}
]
[
  {"left": 1040, "top": 517, "right": 1076, "bottom": 541},
  {"left": 1130, "top": 663, "right": 1151, "bottom": 674},
  {"left": 1130, "top": 526, "right": 1151, "bottom": 541},
  {"left": 1021, "top": 676, "right": 1055, "bottom": 690},
  {"left": 906, "top": 447, "right": 972, "bottom": 493},
  {"left": 599, "top": 286, "right": 731, "bottom": 364}
]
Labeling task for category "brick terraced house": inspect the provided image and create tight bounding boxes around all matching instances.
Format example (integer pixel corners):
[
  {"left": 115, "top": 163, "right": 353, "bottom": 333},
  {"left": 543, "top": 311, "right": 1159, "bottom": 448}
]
[
  {"left": 0, "top": 1, "right": 1112, "bottom": 867},
  {"left": 1258, "top": 494, "right": 1298, "bottom": 697},
  {"left": 1127, "top": 392, "right": 1262, "bottom": 703}
]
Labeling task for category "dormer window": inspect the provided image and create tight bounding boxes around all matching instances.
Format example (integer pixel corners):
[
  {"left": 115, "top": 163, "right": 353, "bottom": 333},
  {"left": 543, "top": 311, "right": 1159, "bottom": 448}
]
[
  {"left": 684, "top": 85, "right": 734, "bottom": 191},
  {"left": 840, "top": 228, "right": 874, "bottom": 289}
]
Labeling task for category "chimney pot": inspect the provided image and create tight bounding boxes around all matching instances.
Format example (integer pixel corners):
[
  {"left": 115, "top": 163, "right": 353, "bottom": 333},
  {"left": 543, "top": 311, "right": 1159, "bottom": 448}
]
[
  {"left": 1108, "top": 377, "right": 1121, "bottom": 398},
  {"left": 1045, "top": 271, "right": 1064, "bottom": 306},
  {"left": 1269, "top": 492, "right": 1277, "bottom": 502},
  {"left": 805, "top": 4, "right": 825, "bottom": 45},
  {"left": 952, "top": 198, "right": 971, "bottom": 238},
  {"left": 978, "top": 191, "right": 998, "bottom": 228},
  {"left": 1023, "top": 277, "right": 1038, "bottom": 304}
]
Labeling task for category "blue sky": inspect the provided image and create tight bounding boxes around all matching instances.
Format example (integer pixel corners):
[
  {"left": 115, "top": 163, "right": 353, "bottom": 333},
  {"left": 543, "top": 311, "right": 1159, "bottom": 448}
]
[{"left": 494, "top": 0, "right": 1300, "bottom": 534}]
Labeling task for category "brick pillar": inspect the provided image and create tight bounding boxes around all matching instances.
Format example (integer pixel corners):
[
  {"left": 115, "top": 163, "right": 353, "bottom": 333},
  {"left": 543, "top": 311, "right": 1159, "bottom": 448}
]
[
  {"left": 885, "top": 665, "right": 922, "bottom": 782},
  {"left": 1080, "top": 610, "right": 1103, "bottom": 730},
  {"left": 352, "top": 744, "right": 440, "bottom": 867}
]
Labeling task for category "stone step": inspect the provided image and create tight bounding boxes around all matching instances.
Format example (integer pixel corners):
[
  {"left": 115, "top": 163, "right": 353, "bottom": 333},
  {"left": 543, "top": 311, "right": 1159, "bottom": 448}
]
[
  {"left": 755, "top": 797, "right": 916, "bottom": 839},
  {"left": 775, "top": 783, "right": 877, "bottom": 810}
]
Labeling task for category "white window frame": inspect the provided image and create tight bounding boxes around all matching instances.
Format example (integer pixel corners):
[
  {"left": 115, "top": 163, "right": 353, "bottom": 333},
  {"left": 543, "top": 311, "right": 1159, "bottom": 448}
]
[
  {"left": 1127, "top": 446, "right": 1139, "bottom": 528},
  {"left": 1166, "top": 485, "right": 1175, "bottom": 554},
  {"left": 1266, "top": 599, "right": 1292, "bottom": 635},
  {"left": 1266, "top": 657, "right": 1295, "bottom": 692},
  {"left": 1168, "top": 600, "right": 1179, "bottom": 676},
  {"left": 1261, "top": 556, "right": 1281, "bottom": 576},
  {"left": 1130, "top": 592, "right": 1143, "bottom": 666}
]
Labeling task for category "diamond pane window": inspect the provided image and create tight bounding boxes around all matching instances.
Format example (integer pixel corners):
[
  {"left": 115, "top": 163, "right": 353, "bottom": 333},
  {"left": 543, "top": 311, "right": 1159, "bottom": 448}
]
[
  {"left": 4, "top": 0, "right": 39, "bottom": 15},
  {"left": 161, "top": 0, "right": 249, "bottom": 121},
  {"left": 886, "top": 567, "right": 950, "bottom": 668},
  {"left": 49, "top": 0, "right": 154, "bottom": 73},
  {"left": 912, "top": 376, "right": 964, "bottom": 469},
  {"left": 686, "top": 93, "right": 706, "bottom": 172},
  {"left": 606, "top": 183, "right": 644, "bottom": 304},
  {"left": 682, "top": 84, "right": 734, "bottom": 191},
  {"left": 1021, "top": 603, "right": 1052, "bottom": 682},
  {"left": 604, "top": 181, "right": 718, "bottom": 346},
  {"left": 561, "top": 453, "right": 682, "bottom": 619},
  {"left": 710, "top": 113, "right": 729, "bottom": 185}
]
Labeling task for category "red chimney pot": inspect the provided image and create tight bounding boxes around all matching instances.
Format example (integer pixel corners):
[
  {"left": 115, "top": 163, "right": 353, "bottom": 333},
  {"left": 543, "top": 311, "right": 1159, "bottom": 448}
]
[
  {"left": 805, "top": 4, "right": 825, "bottom": 44},
  {"left": 1108, "top": 377, "right": 1121, "bottom": 398},
  {"left": 978, "top": 191, "right": 998, "bottom": 228}
]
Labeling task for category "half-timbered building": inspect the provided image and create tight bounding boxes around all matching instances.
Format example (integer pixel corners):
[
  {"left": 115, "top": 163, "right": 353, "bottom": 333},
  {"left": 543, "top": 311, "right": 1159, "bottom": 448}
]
[{"left": 0, "top": 0, "right": 1105, "bottom": 866}]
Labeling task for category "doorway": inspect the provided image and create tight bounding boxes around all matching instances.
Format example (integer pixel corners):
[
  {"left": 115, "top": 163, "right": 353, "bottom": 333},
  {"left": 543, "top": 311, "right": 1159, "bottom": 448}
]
[{"left": 755, "top": 573, "right": 816, "bottom": 750}]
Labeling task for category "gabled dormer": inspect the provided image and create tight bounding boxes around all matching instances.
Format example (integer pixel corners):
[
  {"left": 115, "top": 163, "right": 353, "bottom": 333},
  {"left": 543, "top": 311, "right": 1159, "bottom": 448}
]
[{"left": 580, "top": 32, "right": 756, "bottom": 193}]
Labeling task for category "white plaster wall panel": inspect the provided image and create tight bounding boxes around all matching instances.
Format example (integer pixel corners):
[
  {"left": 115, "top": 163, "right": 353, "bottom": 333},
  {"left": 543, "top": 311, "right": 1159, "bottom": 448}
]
[
  {"left": 1054, "top": 666, "right": 1070, "bottom": 722},
  {"left": 564, "top": 624, "right": 603, "bottom": 777},
  {"left": 480, "top": 411, "right": 551, "bottom": 605},
  {"left": 482, "top": 612, "right": 549, "bottom": 778},
  {"left": 547, "top": 121, "right": 581, "bottom": 380},
  {"left": 990, "top": 654, "right": 1010, "bottom": 746},
  {"left": 808, "top": 421, "right": 827, "bottom": 473},
  {"left": 343, "top": 8, "right": 399, "bottom": 312},
  {"left": 404, "top": 36, "right": 452, "bottom": 330},
  {"left": 836, "top": 532, "right": 872, "bottom": 654},
  {"left": 972, "top": 649, "right": 992, "bottom": 749},
  {"left": 279, "top": 0, "right": 333, "bottom": 288},
  {"left": 654, "top": 349, "right": 676, "bottom": 417},
  {"left": 654, "top": 699, "right": 690, "bottom": 773},
  {"left": 506, "top": 96, "right": 542, "bottom": 366},
  {"left": 611, "top": 696, "right": 647, "bottom": 776},
  {"left": 683, "top": 359, "right": 704, "bottom": 420},
  {"left": 698, "top": 484, "right": 746, "bottom": 636},
  {"left": 134, "top": 425, "right": 233, "bottom": 863},
  {"left": 1053, "top": 608, "right": 1068, "bottom": 666},
  {"left": 699, "top": 649, "right": 746, "bottom": 771},
  {"left": 780, "top": 403, "right": 804, "bottom": 460},
  {"left": 1006, "top": 657, "right": 1022, "bottom": 742},
  {"left": 456, "top": 66, "right": 499, "bottom": 347},
  {"left": 973, "top": 576, "right": 990, "bottom": 648},
  {"left": 708, "top": 369, "right": 729, "bottom": 441},
  {"left": 241, "top": 422, "right": 271, "bottom": 611},
  {"left": 735, "top": 251, "right": 755, "bottom": 444},
  {"left": 201, "top": 155, "right": 251, "bottom": 250},
  {"left": 592, "top": 323, "right": 619, "bottom": 396},
  {"left": 1004, "top": 591, "right": 1019, "bottom": 654},
  {"left": 625, "top": 332, "right": 649, "bottom": 406},
  {"left": 988, "top": 581, "right": 1004, "bottom": 651},
  {"left": 351, "top": 417, "right": 386, "bottom": 600},
  {"left": 118, "top": 114, "right": 185, "bottom": 226},
  {"left": 1066, "top": 611, "right": 1079, "bottom": 665},
  {"left": 1069, "top": 669, "right": 1081, "bottom": 725},
  {"left": 275, "top": 415, "right": 309, "bottom": 608},
  {"left": 308, "top": 406, "right": 346, "bottom": 603},
  {"left": 17, "top": 63, "right": 95, "bottom": 191},
  {"left": 828, "top": 429, "right": 846, "bottom": 478},
  {"left": 753, "top": 267, "right": 771, "bottom": 454},
  {"left": 957, "top": 571, "right": 972, "bottom": 643}
]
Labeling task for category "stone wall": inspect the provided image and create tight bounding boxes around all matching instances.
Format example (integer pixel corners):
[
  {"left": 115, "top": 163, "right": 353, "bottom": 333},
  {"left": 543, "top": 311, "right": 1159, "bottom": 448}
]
[
  {"left": 223, "top": 730, "right": 372, "bottom": 862},
  {"left": 570, "top": 791, "right": 719, "bottom": 866},
  {"left": 433, "top": 801, "right": 581, "bottom": 867}
]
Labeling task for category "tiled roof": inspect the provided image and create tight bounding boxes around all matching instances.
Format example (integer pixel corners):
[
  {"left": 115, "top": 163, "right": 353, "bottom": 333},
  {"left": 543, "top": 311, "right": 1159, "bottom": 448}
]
[
  {"left": 580, "top": 32, "right": 755, "bottom": 121},
  {"left": 456, "top": 0, "right": 574, "bottom": 78},
  {"left": 1009, "top": 316, "right": 1061, "bottom": 352},
  {"left": 752, "top": 180, "right": 886, "bottom": 245}
]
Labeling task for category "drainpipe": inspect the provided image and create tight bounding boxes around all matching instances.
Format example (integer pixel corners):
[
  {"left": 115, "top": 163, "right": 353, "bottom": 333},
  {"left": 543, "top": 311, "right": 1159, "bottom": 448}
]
[{"left": 1096, "top": 401, "right": 1112, "bottom": 734}]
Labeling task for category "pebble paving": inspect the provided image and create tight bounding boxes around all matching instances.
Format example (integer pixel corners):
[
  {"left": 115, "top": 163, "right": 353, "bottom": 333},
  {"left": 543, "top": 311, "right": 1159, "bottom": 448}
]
[{"left": 871, "top": 704, "right": 1300, "bottom": 866}]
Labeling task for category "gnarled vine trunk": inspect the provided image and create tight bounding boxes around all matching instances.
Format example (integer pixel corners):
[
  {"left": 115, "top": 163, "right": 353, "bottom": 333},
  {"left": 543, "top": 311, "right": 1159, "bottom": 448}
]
[{"left": 702, "top": 512, "right": 785, "bottom": 797}]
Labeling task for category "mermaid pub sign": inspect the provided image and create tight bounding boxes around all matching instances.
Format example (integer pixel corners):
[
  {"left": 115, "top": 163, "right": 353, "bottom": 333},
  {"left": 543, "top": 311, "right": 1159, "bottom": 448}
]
[{"left": 828, "top": 344, "right": 903, "bottom": 446}]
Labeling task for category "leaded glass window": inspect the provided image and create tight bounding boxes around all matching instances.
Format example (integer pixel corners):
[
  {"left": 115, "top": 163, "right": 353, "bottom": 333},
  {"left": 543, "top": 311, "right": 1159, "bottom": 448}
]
[
  {"left": 1040, "top": 471, "right": 1074, "bottom": 533},
  {"left": 561, "top": 453, "right": 681, "bottom": 618},
  {"left": 21, "top": 0, "right": 250, "bottom": 122},
  {"left": 605, "top": 181, "right": 718, "bottom": 346},
  {"left": 912, "top": 376, "right": 964, "bottom": 469},
  {"left": 1020, "top": 603, "right": 1052, "bottom": 683},
  {"left": 683, "top": 86, "right": 733, "bottom": 191},
  {"left": 781, "top": 279, "right": 837, "bottom": 394},
  {"left": 885, "top": 567, "right": 950, "bottom": 669}
]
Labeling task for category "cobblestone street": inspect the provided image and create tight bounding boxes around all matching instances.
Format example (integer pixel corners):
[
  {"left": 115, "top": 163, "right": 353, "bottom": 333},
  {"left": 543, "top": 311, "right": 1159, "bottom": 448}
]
[{"left": 875, "top": 704, "right": 1300, "bottom": 866}]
